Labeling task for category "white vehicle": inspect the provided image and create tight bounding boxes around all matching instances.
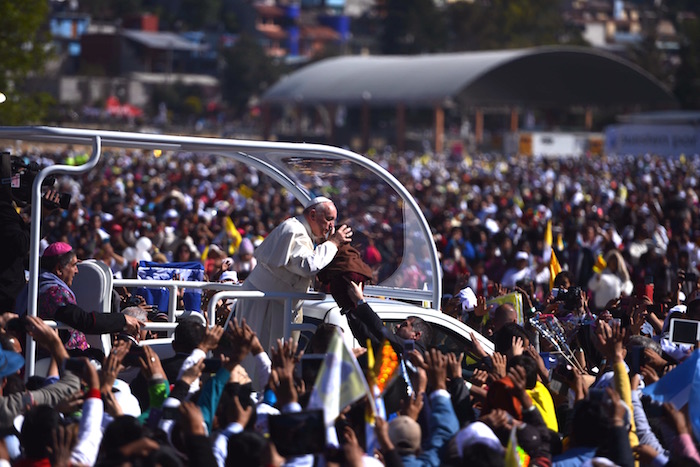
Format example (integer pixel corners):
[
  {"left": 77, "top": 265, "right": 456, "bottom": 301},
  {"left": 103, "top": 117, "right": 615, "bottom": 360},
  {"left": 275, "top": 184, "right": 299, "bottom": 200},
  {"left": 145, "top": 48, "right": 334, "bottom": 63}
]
[
  {"left": 0, "top": 126, "right": 492, "bottom": 375},
  {"left": 302, "top": 297, "right": 494, "bottom": 356}
]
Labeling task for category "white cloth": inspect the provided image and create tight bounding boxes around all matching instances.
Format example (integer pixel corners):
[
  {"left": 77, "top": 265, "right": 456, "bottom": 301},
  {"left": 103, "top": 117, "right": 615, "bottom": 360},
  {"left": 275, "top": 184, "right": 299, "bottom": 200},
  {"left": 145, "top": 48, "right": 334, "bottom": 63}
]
[
  {"left": 236, "top": 216, "right": 339, "bottom": 354},
  {"left": 253, "top": 351, "right": 272, "bottom": 394},
  {"left": 587, "top": 271, "right": 633, "bottom": 310},
  {"left": 177, "top": 348, "right": 207, "bottom": 394},
  {"left": 501, "top": 266, "right": 533, "bottom": 288},
  {"left": 71, "top": 396, "right": 103, "bottom": 467},
  {"left": 214, "top": 422, "right": 244, "bottom": 467}
]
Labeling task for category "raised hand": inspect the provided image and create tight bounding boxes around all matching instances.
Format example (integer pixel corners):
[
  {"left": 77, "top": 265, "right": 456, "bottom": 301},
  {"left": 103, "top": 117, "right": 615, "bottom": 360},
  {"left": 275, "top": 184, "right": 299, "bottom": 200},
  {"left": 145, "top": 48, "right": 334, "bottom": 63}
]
[
  {"left": 198, "top": 324, "right": 224, "bottom": 353},
  {"left": 227, "top": 318, "right": 256, "bottom": 365},
  {"left": 25, "top": 316, "right": 68, "bottom": 364},
  {"left": 102, "top": 389, "right": 124, "bottom": 418},
  {"left": 447, "top": 352, "right": 464, "bottom": 380},
  {"left": 595, "top": 319, "right": 625, "bottom": 363},
  {"left": 473, "top": 296, "right": 488, "bottom": 318},
  {"left": 509, "top": 336, "right": 524, "bottom": 357},
  {"left": 270, "top": 338, "right": 300, "bottom": 405},
  {"left": 329, "top": 224, "right": 353, "bottom": 247},
  {"left": 507, "top": 365, "right": 534, "bottom": 409},
  {"left": 139, "top": 345, "right": 166, "bottom": 381},
  {"left": 400, "top": 392, "right": 424, "bottom": 421},
  {"left": 374, "top": 416, "right": 394, "bottom": 452},
  {"left": 101, "top": 339, "right": 130, "bottom": 391},
  {"left": 424, "top": 348, "right": 448, "bottom": 391},
  {"left": 49, "top": 424, "right": 74, "bottom": 467},
  {"left": 469, "top": 332, "right": 488, "bottom": 359},
  {"left": 490, "top": 352, "right": 507, "bottom": 380},
  {"left": 180, "top": 358, "right": 205, "bottom": 386}
]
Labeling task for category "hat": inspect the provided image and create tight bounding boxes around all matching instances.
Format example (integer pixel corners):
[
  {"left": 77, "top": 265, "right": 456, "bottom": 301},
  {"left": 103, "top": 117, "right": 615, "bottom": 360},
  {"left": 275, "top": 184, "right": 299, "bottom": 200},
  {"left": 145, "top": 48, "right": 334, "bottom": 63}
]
[
  {"left": 42, "top": 242, "right": 73, "bottom": 257},
  {"left": 239, "top": 237, "right": 254, "bottom": 256},
  {"left": 515, "top": 251, "right": 529, "bottom": 261},
  {"left": 111, "top": 224, "right": 123, "bottom": 234},
  {"left": 456, "top": 286, "right": 478, "bottom": 311},
  {"left": 388, "top": 416, "right": 421, "bottom": 454},
  {"left": 0, "top": 349, "right": 25, "bottom": 379},
  {"left": 455, "top": 421, "right": 504, "bottom": 458},
  {"left": 220, "top": 270, "right": 238, "bottom": 282},
  {"left": 112, "top": 379, "right": 142, "bottom": 418},
  {"left": 304, "top": 196, "right": 333, "bottom": 209}
]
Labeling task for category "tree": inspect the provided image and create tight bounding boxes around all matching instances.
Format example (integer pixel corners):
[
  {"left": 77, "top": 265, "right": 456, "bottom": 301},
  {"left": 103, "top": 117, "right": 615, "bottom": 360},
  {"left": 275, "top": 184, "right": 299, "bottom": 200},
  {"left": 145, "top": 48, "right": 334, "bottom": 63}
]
[
  {"left": 0, "top": 0, "right": 53, "bottom": 124},
  {"left": 220, "top": 35, "right": 285, "bottom": 117}
]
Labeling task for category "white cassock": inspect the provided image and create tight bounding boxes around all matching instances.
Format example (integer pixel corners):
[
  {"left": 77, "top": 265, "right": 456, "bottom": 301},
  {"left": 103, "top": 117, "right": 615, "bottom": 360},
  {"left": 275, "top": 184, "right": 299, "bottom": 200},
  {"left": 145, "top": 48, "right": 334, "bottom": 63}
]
[{"left": 236, "top": 215, "right": 339, "bottom": 354}]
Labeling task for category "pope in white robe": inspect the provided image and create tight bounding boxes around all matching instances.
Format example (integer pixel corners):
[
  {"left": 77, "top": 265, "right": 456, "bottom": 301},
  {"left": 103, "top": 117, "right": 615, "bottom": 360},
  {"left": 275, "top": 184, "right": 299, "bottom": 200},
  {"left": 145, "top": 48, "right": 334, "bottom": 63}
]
[{"left": 236, "top": 197, "right": 352, "bottom": 355}]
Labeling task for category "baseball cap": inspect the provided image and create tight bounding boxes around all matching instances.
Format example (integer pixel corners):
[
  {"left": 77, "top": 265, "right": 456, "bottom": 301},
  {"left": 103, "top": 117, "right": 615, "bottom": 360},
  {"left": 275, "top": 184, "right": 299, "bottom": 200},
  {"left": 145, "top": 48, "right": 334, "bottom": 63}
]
[{"left": 388, "top": 416, "right": 421, "bottom": 455}]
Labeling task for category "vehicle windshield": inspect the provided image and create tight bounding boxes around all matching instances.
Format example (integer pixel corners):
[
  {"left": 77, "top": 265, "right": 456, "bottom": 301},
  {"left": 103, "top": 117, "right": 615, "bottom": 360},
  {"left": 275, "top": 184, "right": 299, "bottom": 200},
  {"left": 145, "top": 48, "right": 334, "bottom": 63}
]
[{"left": 238, "top": 148, "right": 434, "bottom": 291}]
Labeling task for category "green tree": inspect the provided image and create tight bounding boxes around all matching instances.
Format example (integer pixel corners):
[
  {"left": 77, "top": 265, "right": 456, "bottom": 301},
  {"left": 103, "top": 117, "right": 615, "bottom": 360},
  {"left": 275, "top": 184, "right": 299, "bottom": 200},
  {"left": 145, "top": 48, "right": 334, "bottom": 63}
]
[
  {"left": 0, "top": 0, "right": 53, "bottom": 124},
  {"left": 221, "top": 35, "right": 285, "bottom": 117}
]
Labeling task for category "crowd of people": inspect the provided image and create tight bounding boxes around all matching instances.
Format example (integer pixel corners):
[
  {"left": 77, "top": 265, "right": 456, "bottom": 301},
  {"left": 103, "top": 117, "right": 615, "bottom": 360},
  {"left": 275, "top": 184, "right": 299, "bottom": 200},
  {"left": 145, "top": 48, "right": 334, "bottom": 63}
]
[{"left": 0, "top": 146, "right": 699, "bottom": 465}]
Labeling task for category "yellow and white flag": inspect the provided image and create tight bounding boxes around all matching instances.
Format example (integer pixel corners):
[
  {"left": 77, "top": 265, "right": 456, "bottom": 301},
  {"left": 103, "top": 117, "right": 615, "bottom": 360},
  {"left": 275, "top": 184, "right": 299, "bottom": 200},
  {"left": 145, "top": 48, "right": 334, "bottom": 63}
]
[{"left": 308, "top": 330, "right": 373, "bottom": 427}]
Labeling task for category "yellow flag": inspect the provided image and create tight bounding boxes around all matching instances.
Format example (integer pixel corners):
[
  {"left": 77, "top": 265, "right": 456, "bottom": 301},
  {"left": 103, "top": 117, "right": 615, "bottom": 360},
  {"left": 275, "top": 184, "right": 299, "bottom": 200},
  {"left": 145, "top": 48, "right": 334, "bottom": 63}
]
[
  {"left": 239, "top": 184, "right": 255, "bottom": 199},
  {"left": 593, "top": 254, "right": 607, "bottom": 274},
  {"left": 544, "top": 219, "right": 553, "bottom": 247},
  {"left": 201, "top": 245, "right": 210, "bottom": 262},
  {"left": 224, "top": 217, "right": 242, "bottom": 254},
  {"left": 549, "top": 247, "right": 562, "bottom": 291}
]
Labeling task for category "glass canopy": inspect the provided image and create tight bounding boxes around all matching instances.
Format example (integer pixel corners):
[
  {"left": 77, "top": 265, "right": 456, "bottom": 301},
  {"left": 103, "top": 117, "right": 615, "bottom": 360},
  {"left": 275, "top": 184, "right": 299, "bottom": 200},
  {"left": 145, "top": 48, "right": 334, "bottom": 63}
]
[{"left": 0, "top": 126, "right": 442, "bottom": 307}]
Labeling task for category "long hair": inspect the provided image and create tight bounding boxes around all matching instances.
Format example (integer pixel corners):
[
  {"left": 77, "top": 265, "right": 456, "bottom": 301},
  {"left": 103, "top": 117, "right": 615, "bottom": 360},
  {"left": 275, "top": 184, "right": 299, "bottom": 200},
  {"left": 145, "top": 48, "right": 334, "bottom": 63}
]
[{"left": 605, "top": 249, "right": 630, "bottom": 283}]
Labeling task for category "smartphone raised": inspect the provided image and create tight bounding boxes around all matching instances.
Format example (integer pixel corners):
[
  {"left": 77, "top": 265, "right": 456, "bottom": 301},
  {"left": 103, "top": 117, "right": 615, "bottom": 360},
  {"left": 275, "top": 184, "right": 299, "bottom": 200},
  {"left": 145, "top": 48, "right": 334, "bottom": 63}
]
[
  {"left": 627, "top": 345, "right": 645, "bottom": 374},
  {"left": 203, "top": 358, "right": 222, "bottom": 373},
  {"left": 669, "top": 318, "right": 700, "bottom": 345}
]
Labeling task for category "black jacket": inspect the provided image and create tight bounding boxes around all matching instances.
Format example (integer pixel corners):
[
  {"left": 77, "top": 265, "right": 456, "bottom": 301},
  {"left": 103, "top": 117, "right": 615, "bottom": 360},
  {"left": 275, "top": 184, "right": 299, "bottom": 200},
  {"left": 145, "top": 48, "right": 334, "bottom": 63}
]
[
  {"left": 0, "top": 201, "right": 29, "bottom": 312},
  {"left": 346, "top": 302, "right": 425, "bottom": 357}
]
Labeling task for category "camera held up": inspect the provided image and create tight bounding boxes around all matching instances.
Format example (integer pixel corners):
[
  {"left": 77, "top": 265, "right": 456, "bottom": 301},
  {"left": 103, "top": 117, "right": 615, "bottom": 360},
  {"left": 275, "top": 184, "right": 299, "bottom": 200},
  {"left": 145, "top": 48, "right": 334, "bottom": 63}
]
[{"left": 0, "top": 151, "right": 71, "bottom": 209}]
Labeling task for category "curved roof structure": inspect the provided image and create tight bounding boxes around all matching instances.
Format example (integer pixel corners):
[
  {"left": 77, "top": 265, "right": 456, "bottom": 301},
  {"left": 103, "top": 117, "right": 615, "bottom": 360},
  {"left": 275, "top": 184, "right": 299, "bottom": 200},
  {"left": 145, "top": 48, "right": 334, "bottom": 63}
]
[{"left": 261, "top": 46, "right": 677, "bottom": 108}]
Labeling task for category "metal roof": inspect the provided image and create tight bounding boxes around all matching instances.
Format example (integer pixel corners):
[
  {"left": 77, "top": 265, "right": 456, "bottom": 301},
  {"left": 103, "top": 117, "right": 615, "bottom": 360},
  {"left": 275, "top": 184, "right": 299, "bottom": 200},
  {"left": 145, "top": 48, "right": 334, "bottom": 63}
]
[
  {"left": 122, "top": 29, "right": 208, "bottom": 52},
  {"left": 261, "top": 46, "right": 677, "bottom": 108}
]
